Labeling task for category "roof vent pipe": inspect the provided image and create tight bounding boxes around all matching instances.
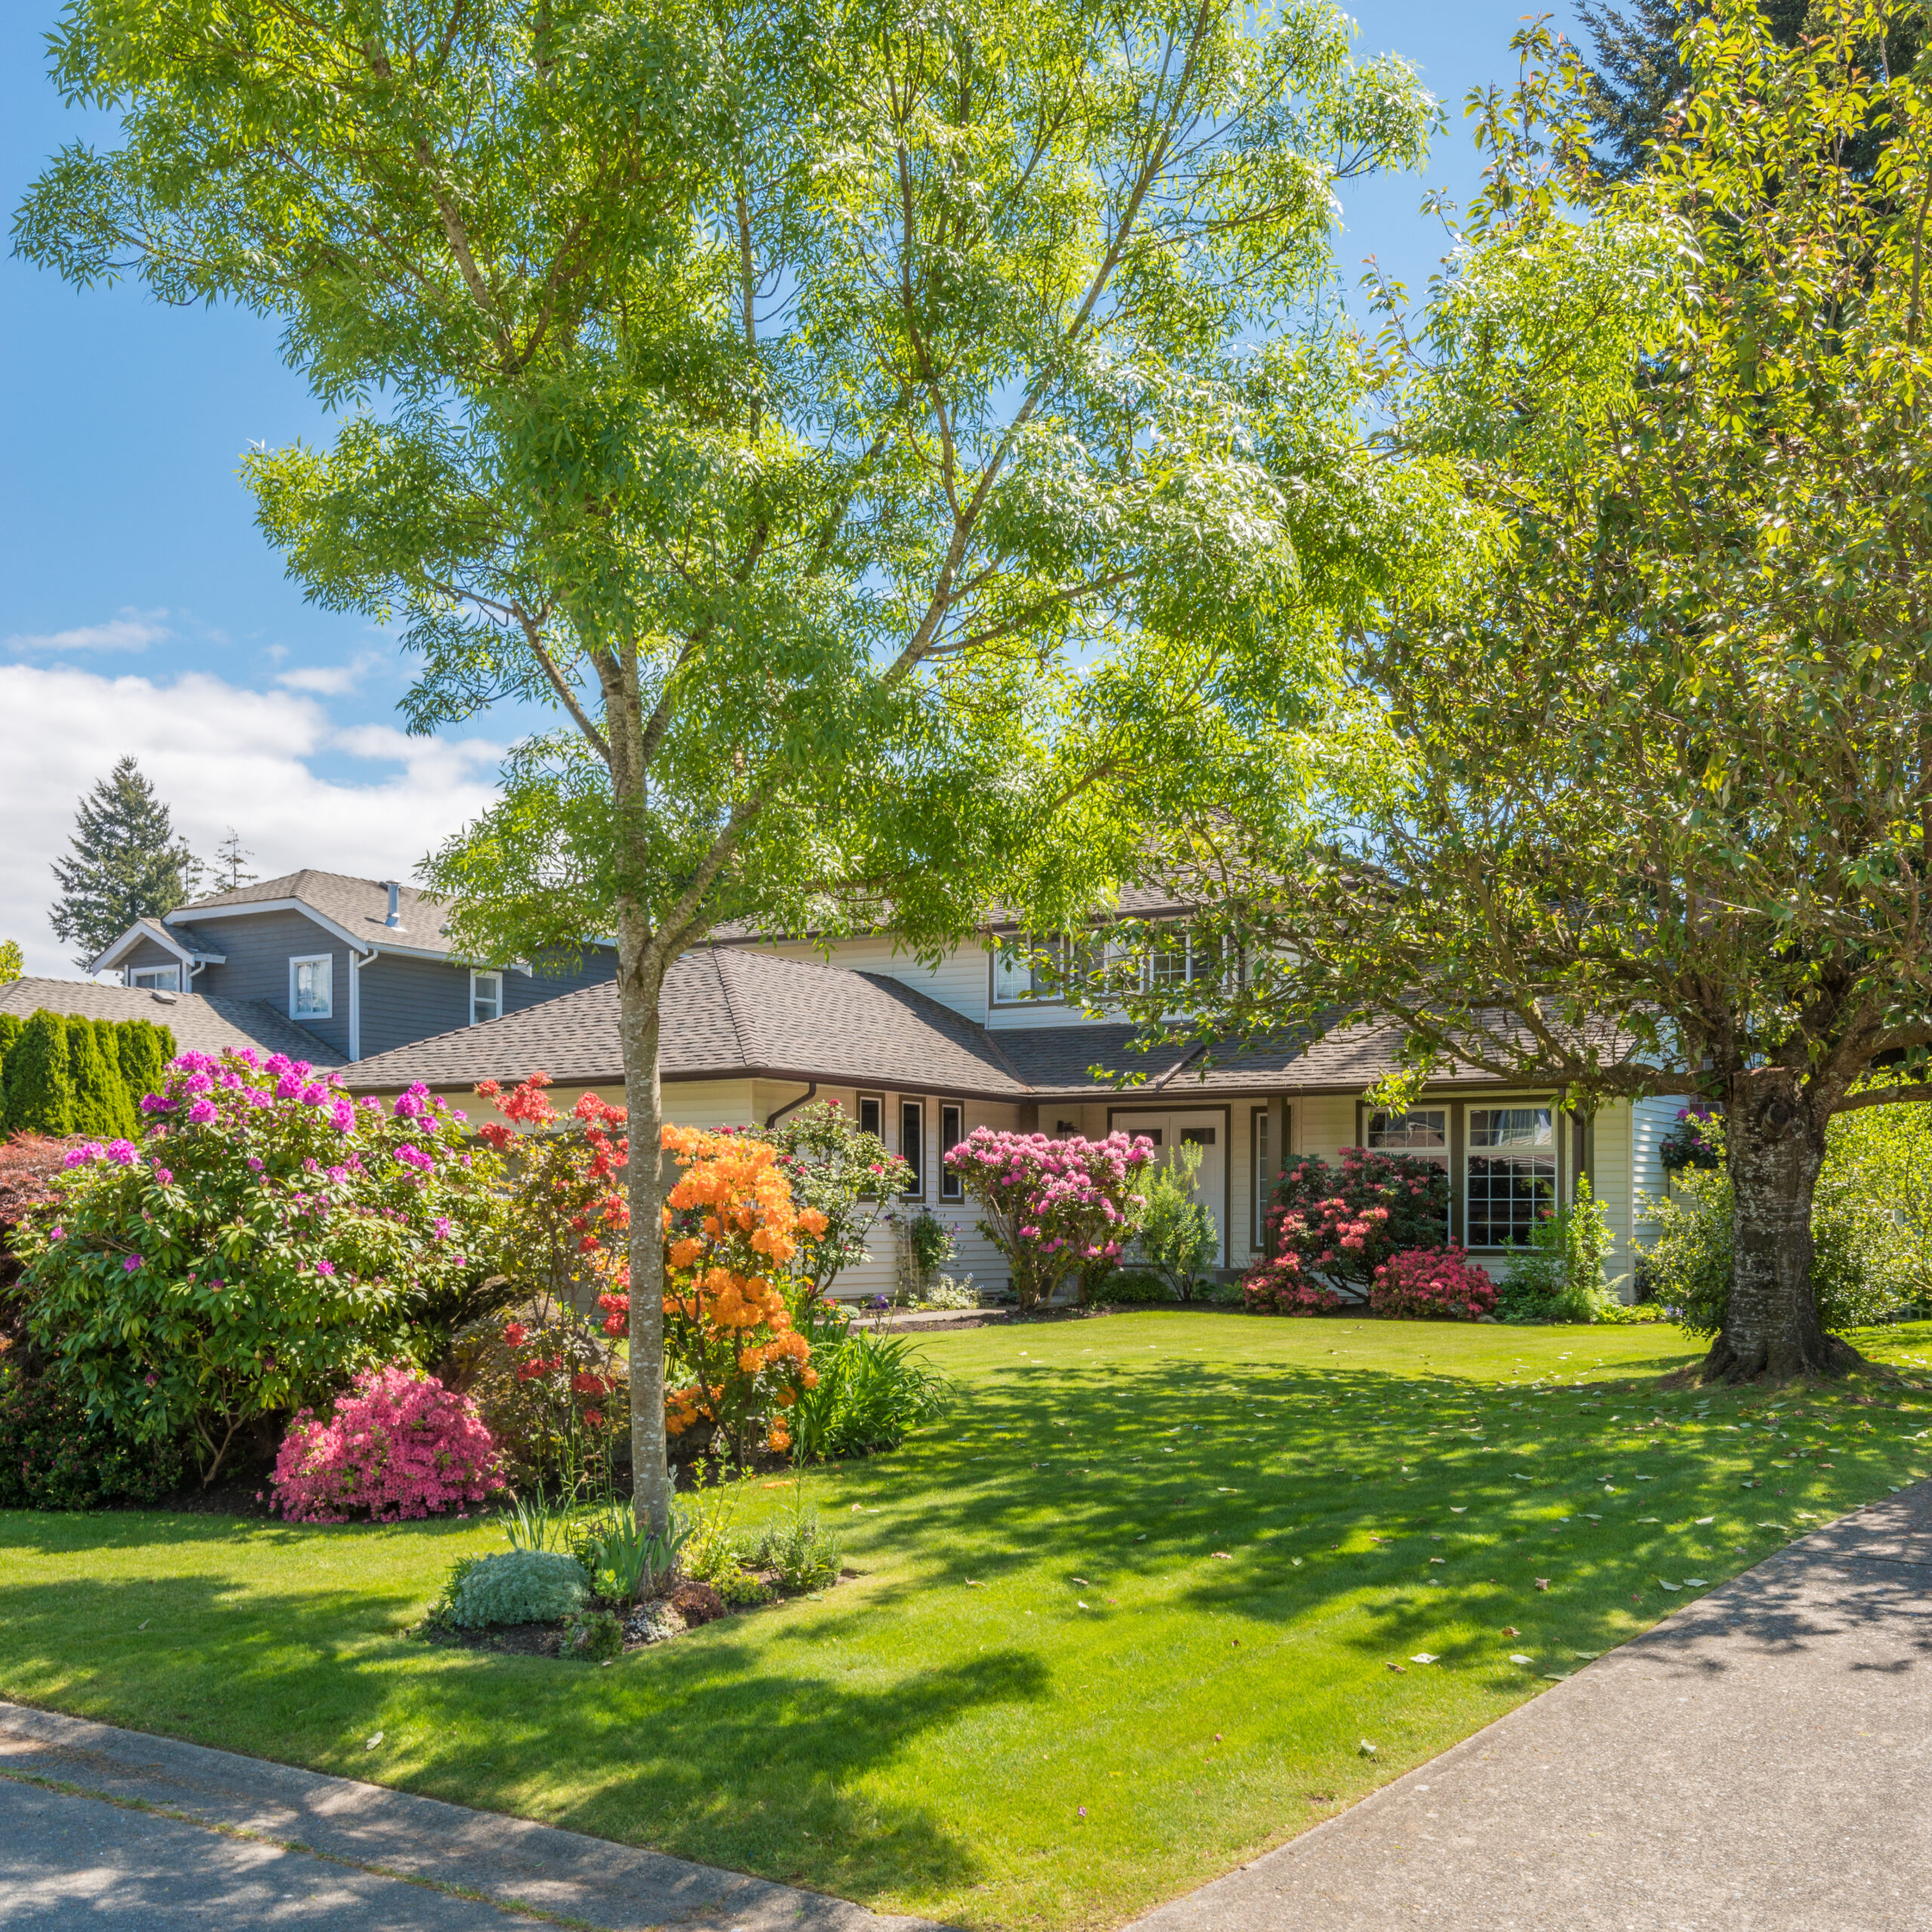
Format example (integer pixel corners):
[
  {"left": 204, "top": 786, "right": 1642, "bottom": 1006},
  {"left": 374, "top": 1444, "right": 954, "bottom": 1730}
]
[{"left": 384, "top": 881, "right": 403, "bottom": 929}]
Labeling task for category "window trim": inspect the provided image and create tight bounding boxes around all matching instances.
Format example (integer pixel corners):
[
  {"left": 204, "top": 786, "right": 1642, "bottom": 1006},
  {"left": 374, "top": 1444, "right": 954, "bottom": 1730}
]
[
  {"left": 128, "top": 965, "right": 180, "bottom": 993},
  {"left": 1463, "top": 1102, "right": 1558, "bottom": 1251},
  {"left": 940, "top": 1104, "right": 964, "bottom": 1199},
  {"left": 288, "top": 952, "right": 334, "bottom": 1021},
  {"left": 1364, "top": 1106, "right": 1451, "bottom": 1160},
  {"left": 900, "top": 1098, "right": 925, "bottom": 1199},
  {"left": 469, "top": 968, "right": 504, "bottom": 1026},
  {"left": 990, "top": 935, "right": 1067, "bottom": 1008}
]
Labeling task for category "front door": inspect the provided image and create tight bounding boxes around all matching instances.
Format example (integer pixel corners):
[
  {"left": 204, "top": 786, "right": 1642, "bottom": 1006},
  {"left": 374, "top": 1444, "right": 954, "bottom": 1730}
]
[{"left": 1110, "top": 1109, "right": 1227, "bottom": 1268}]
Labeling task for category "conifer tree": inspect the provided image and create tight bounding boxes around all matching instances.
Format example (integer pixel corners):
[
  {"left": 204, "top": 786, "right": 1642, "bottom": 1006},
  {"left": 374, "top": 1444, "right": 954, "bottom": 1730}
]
[
  {"left": 48, "top": 756, "right": 201, "bottom": 966},
  {"left": 66, "top": 1020, "right": 129, "bottom": 1139},
  {"left": 114, "top": 1019, "right": 173, "bottom": 1112},
  {"left": 0, "top": 1013, "right": 22, "bottom": 1121},
  {"left": 2, "top": 1011, "right": 75, "bottom": 1137},
  {"left": 87, "top": 1019, "right": 139, "bottom": 1137}
]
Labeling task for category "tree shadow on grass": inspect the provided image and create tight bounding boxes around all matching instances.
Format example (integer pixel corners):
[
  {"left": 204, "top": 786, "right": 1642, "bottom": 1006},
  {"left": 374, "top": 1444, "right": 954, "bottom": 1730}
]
[{"left": 0, "top": 1553, "right": 1035, "bottom": 1903}]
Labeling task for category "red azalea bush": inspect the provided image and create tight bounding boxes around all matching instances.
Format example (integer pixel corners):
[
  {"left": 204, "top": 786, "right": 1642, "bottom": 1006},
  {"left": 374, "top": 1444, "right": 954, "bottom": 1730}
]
[
  {"left": 271, "top": 1362, "right": 504, "bottom": 1522},
  {"left": 1241, "top": 1254, "right": 1345, "bottom": 1315},
  {"left": 1368, "top": 1247, "right": 1497, "bottom": 1321},
  {"left": 1261, "top": 1149, "right": 1452, "bottom": 1294}
]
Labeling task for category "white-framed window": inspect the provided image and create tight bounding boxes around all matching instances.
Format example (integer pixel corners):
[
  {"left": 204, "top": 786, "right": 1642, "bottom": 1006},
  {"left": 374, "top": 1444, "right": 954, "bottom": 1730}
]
[
  {"left": 289, "top": 954, "right": 333, "bottom": 1020},
  {"left": 128, "top": 965, "right": 180, "bottom": 992},
  {"left": 470, "top": 970, "right": 503, "bottom": 1025},
  {"left": 1466, "top": 1106, "right": 1556, "bottom": 1247},
  {"left": 992, "top": 935, "right": 1064, "bottom": 1005},
  {"left": 940, "top": 1104, "right": 964, "bottom": 1199},
  {"left": 1367, "top": 1108, "right": 1450, "bottom": 1161},
  {"left": 900, "top": 1100, "right": 925, "bottom": 1198}
]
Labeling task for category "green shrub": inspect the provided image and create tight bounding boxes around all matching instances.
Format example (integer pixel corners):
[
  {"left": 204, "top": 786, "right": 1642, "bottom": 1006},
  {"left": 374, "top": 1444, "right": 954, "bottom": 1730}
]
[
  {"left": 787, "top": 1308, "right": 950, "bottom": 1460},
  {"left": 0, "top": 1361, "right": 184, "bottom": 1510},
  {"left": 679, "top": 1468, "right": 772, "bottom": 1601},
  {"left": 431, "top": 1548, "right": 590, "bottom": 1629},
  {"left": 2, "top": 1011, "right": 74, "bottom": 1137},
  {"left": 561, "top": 1607, "right": 624, "bottom": 1661},
  {"left": 16, "top": 1047, "right": 508, "bottom": 1484},
  {"left": 568, "top": 1500, "right": 688, "bottom": 1603},
  {"left": 1100, "top": 1269, "right": 1176, "bottom": 1304},
  {"left": 1497, "top": 1178, "right": 1620, "bottom": 1324},
  {"left": 1640, "top": 1108, "right": 1932, "bottom": 1336},
  {"left": 749, "top": 1496, "right": 842, "bottom": 1592},
  {"left": 114, "top": 1020, "right": 174, "bottom": 1106},
  {"left": 0, "top": 1013, "right": 23, "bottom": 1103},
  {"left": 1132, "top": 1142, "right": 1220, "bottom": 1302},
  {"left": 68, "top": 1020, "right": 134, "bottom": 1140}
]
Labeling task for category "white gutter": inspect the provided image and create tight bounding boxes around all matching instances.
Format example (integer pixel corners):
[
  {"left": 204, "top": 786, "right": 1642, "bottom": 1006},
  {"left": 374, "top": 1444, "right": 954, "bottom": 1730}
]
[{"left": 349, "top": 949, "right": 377, "bottom": 1062}]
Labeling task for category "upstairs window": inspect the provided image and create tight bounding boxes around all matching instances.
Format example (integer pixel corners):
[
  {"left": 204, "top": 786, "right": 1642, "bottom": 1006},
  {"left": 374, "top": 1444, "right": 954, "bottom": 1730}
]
[
  {"left": 992, "top": 936, "right": 1063, "bottom": 1005},
  {"left": 290, "top": 954, "right": 332, "bottom": 1020},
  {"left": 128, "top": 965, "right": 180, "bottom": 993},
  {"left": 470, "top": 970, "right": 503, "bottom": 1025}
]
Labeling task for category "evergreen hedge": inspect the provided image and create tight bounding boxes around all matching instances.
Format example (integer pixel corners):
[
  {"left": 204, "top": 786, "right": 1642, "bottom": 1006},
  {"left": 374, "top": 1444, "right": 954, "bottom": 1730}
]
[{"left": 0, "top": 1011, "right": 176, "bottom": 1139}]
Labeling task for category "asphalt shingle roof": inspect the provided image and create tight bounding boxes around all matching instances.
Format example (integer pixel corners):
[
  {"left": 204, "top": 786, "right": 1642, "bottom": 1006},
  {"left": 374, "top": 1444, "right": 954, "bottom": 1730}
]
[
  {"left": 174, "top": 870, "right": 457, "bottom": 955},
  {"left": 0, "top": 978, "right": 343, "bottom": 1067}
]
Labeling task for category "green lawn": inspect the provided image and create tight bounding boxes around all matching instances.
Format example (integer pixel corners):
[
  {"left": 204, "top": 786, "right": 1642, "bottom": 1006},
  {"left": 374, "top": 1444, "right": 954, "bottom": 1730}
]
[{"left": 5, "top": 1312, "right": 1931, "bottom": 1930}]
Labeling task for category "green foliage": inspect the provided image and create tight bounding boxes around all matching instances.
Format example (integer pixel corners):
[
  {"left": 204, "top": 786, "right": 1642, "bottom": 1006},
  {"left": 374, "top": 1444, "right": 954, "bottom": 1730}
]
[
  {"left": 1133, "top": 1143, "right": 1220, "bottom": 1303},
  {"left": 1497, "top": 1179, "right": 1620, "bottom": 1324},
  {"left": 561, "top": 1607, "right": 624, "bottom": 1661},
  {"left": 1645, "top": 1111, "right": 1932, "bottom": 1337},
  {"left": 498, "top": 1487, "right": 572, "bottom": 1553},
  {"left": 747, "top": 1493, "right": 843, "bottom": 1594},
  {"left": 569, "top": 1500, "right": 689, "bottom": 1604},
  {"left": 66, "top": 1020, "right": 134, "bottom": 1140},
  {"left": 0, "top": 1361, "right": 184, "bottom": 1510},
  {"left": 1099, "top": 1269, "right": 1179, "bottom": 1305},
  {"left": 0, "top": 1013, "right": 23, "bottom": 1106},
  {"left": 2, "top": 1011, "right": 74, "bottom": 1137},
  {"left": 755, "top": 1101, "right": 909, "bottom": 1299},
  {"left": 0, "top": 941, "right": 21, "bottom": 985},
  {"left": 787, "top": 1309, "right": 951, "bottom": 1461},
  {"left": 16, "top": 1049, "right": 508, "bottom": 1483},
  {"left": 678, "top": 1472, "right": 771, "bottom": 1604},
  {"left": 46, "top": 757, "right": 201, "bottom": 966},
  {"left": 113, "top": 1020, "right": 173, "bottom": 1109},
  {"left": 430, "top": 1549, "right": 590, "bottom": 1630}
]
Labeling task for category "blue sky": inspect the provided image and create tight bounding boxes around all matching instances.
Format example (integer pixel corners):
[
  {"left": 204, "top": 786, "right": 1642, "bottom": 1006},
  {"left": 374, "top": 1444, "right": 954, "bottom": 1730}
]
[{"left": 0, "top": 0, "right": 1576, "bottom": 977}]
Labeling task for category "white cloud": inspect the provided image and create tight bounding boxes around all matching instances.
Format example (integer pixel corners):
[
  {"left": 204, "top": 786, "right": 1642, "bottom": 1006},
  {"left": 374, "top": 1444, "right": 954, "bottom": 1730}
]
[
  {"left": 5, "top": 607, "right": 175, "bottom": 654},
  {"left": 276, "top": 651, "right": 385, "bottom": 697},
  {"left": 0, "top": 663, "right": 506, "bottom": 977}
]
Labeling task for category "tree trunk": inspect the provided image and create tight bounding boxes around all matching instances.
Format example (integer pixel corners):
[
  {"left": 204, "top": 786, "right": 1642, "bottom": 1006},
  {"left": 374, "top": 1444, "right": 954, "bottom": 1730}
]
[
  {"left": 617, "top": 938, "right": 674, "bottom": 1535},
  {"left": 1703, "top": 1068, "right": 1857, "bottom": 1382}
]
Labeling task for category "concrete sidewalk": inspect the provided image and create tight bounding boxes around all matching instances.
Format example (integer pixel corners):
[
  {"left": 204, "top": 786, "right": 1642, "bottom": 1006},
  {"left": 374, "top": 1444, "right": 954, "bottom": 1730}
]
[
  {"left": 0, "top": 1701, "right": 945, "bottom": 1931},
  {"left": 1132, "top": 1483, "right": 1932, "bottom": 1932}
]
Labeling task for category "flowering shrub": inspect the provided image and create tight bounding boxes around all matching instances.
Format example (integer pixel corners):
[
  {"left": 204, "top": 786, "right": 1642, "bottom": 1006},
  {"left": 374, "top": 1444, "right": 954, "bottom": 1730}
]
[
  {"left": 1658, "top": 1104, "right": 1722, "bottom": 1174},
  {"left": 456, "top": 1074, "right": 630, "bottom": 1488},
  {"left": 271, "top": 1363, "right": 503, "bottom": 1522},
  {"left": 754, "top": 1100, "right": 911, "bottom": 1297},
  {"left": 1368, "top": 1247, "right": 1497, "bottom": 1321},
  {"left": 651, "top": 1126, "right": 827, "bottom": 1462},
  {"left": 943, "top": 1130, "right": 1154, "bottom": 1310},
  {"left": 1241, "top": 1255, "right": 1345, "bottom": 1315},
  {"left": 1260, "top": 1149, "right": 1452, "bottom": 1299},
  {"left": 14, "top": 1049, "right": 507, "bottom": 1483}
]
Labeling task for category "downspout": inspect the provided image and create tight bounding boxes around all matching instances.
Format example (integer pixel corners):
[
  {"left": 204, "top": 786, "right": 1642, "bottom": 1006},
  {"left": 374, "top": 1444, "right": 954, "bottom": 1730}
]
[
  {"left": 349, "top": 949, "right": 377, "bottom": 1062},
  {"left": 764, "top": 1081, "right": 818, "bottom": 1128}
]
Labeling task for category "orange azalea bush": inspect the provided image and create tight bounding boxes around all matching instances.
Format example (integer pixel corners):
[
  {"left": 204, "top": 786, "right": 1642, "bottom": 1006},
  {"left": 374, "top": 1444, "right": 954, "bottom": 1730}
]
[{"left": 657, "top": 1125, "right": 829, "bottom": 1463}]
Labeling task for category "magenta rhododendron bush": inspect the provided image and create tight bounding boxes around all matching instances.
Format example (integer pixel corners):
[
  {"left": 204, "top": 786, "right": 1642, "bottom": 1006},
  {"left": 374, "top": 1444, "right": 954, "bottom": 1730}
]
[
  {"left": 1368, "top": 1247, "right": 1498, "bottom": 1321},
  {"left": 944, "top": 1129, "right": 1152, "bottom": 1309},
  {"left": 272, "top": 1364, "right": 503, "bottom": 1522}
]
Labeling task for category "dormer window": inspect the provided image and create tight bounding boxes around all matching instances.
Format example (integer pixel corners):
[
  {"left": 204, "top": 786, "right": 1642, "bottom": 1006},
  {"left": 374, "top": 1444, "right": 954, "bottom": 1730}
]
[{"left": 128, "top": 966, "right": 180, "bottom": 993}]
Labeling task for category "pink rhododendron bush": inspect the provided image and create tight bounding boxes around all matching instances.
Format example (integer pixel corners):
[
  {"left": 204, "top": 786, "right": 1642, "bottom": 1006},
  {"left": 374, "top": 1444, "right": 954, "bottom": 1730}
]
[
  {"left": 944, "top": 1129, "right": 1153, "bottom": 1309},
  {"left": 1368, "top": 1247, "right": 1499, "bottom": 1321},
  {"left": 1242, "top": 1148, "right": 1454, "bottom": 1313},
  {"left": 14, "top": 1050, "right": 509, "bottom": 1484},
  {"left": 272, "top": 1363, "right": 503, "bottom": 1522}
]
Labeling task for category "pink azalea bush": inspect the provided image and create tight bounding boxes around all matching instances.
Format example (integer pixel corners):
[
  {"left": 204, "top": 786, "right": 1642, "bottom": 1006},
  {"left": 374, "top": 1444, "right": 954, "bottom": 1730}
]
[
  {"left": 272, "top": 1364, "right": 504, "bottom": 1522},
  {"left": 944, "top": 1129, "right": 1155, "bottom": 1309},
  {"left": 1368, "top": 1247, "right": 1498, "bottom": 1321},
  {"left": 1241, "top": 1254, "right": 1345, "bottom": 1315}
]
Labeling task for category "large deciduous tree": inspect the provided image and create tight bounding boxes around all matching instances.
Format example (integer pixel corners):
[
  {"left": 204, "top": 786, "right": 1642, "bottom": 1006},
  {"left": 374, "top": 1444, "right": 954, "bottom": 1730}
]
[
  {"left": 1125, "top": 1, "right": 1932, "bottom": 1383},
  {"left": 17, "top": 0, "right": 1439, "bottom": 1521}
]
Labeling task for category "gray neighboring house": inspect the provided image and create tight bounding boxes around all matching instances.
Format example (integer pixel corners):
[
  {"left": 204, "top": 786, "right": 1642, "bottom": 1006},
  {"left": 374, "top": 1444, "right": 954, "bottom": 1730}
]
[
  {"left": 0, "top": 976, "right": 344, "bottom": 1067},
  {"left": 88, "top": 870, "right": 617, "bottom": 1064}
]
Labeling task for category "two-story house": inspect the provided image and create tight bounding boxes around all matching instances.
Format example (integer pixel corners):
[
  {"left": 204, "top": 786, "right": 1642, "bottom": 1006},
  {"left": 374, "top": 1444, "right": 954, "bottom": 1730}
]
[{"left": 88, "top": 870, "right": 617, "bottom": 1065}]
